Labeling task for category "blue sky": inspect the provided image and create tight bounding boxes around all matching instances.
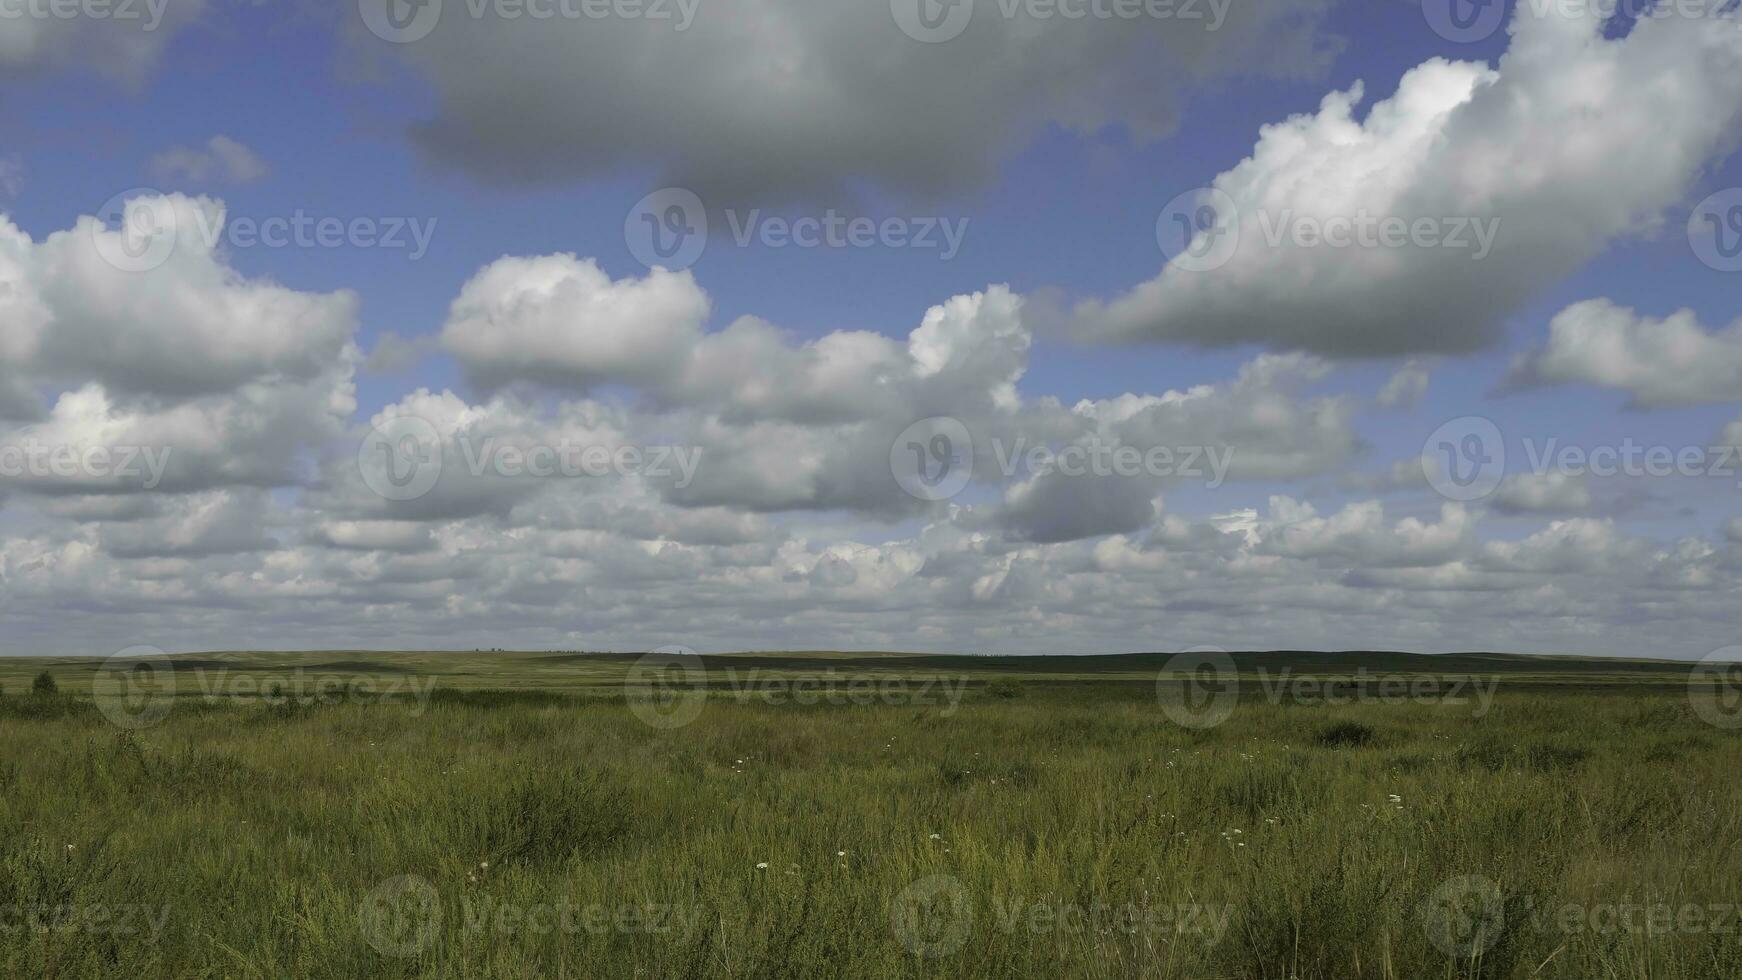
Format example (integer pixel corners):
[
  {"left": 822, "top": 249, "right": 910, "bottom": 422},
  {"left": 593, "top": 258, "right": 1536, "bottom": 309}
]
[{"left": 1, "top": 0, "right": 1739, "bottom": 656}]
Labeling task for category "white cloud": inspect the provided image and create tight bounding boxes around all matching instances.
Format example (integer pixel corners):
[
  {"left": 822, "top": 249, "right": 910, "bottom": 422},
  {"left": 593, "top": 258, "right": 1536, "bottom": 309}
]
[
  {"left": 0, "top": 195, "right": 358, "bottom": 498},
  {"left": 357, "top": 0, "right": 1338, "bottom": 202},
  {"left": 440, "top": 255, "right": 709, "bottom": 392},
  {"left": 0, "top": 0, "right": 202, "bottom": 81},
  {"left": 1073, "top": 6, "right": 1742, "bottom": 356},
  {"left": 1507, "top": 299, "right": 1742, "bottom": 407},
  {"left": 1493, "top": 472, "right": 1593, "bottom": 515},
  {"left": 1256, "top": 499, "right": 1474, "bottom": 568},
  {"left": 1377, "top": 361, "right": 1430, "bottom": 411},
  {"left": 149, "top": 136, "right": 270, "bottom": 185}
]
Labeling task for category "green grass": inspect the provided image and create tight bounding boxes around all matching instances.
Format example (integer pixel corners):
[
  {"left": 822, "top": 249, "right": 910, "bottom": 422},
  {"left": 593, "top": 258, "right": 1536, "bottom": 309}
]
[{"left": 1, "top": 651, "right": 1738, "bottom": 978}]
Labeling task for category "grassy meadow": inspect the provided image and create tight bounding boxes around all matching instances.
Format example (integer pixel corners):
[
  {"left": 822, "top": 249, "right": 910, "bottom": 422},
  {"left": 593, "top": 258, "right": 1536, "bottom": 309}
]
[{"left": 1, "top": 650, "right": 1739, "bottom": 978}]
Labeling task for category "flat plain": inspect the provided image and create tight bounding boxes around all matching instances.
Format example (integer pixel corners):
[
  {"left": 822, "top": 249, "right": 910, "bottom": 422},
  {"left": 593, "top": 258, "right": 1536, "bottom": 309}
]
[{"left": 2, "top": 650, "right": 1738, "bottom": 978}]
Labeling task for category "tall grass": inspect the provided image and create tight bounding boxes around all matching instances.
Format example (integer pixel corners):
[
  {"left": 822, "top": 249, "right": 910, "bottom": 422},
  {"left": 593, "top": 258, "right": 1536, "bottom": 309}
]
[{"left": 0, "top": 686, "right": 1737, "bottom": 978}]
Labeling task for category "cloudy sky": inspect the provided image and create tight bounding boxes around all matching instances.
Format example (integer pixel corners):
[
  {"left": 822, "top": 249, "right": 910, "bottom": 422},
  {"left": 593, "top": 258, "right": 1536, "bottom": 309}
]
[{"left": 2, "top": 0, "right": 1740, "bottom": 657}]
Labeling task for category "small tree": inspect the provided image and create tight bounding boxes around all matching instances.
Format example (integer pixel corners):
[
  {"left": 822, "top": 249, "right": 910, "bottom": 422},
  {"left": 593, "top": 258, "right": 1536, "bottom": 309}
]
[{"left": 31, "top": 672, "right": 58, "bottom": 696}]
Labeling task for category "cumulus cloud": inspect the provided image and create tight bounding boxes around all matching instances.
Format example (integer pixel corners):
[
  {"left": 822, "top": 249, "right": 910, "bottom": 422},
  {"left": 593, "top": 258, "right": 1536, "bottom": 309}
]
[
  {"left": 354, "top": 0, "right": 1338, "bottom": 203},
  {"left": 1073, "top": 5, "right": 1742, "bottom": 356},
  {"left": 0, "top": 0, "right": 203, "bottom": 81},
  {"left": 0, "top": 195, "right": 358, "bottom": 498},
  {"left": 1255, "top": 499, "right": 1474, "bottom": 568},
  {"left": 0, "top": 155, "right": 21, "bottom": 198},
  {"left": 149, "top": 136, "right": 270, "bottom": 185},
  {"left": 98, "top": 490, "right": 279, "bottom": 558},
  {"left": 1377, "top": 361, "right": 1431, "bottom": 411},
  {"left": 1493, "top": 472, "right": 1592, "bottom": 515},
  {"left": 439, "top": 256, "right": 710, "bottom": 392},
  {"left": 1506, "top": 299, "right": 1742, "bottom": 407},
  {"left": 434, "top": 259, "right": 1356, "bottom": 526}
]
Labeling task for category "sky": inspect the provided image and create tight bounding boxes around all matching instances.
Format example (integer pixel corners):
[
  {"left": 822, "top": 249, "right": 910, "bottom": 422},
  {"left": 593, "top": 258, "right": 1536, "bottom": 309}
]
[{"left": 0, "top": 0, "right": 1740, "bottom": 657}]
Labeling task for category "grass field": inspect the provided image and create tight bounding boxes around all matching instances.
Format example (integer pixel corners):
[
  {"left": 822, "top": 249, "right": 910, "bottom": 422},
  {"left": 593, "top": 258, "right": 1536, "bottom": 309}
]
[{"left": 2, "top": 650, "right": 1740, "bottom": 978}]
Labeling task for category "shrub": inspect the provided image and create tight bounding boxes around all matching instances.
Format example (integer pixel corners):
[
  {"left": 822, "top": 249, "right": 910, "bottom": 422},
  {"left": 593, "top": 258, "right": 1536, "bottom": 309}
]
[
  {"left": 31, "top": 672, "right": 58, "bottom": 696},
  {"left": 1315, "top": 721, "right": 1376, "bottom": 748}
]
